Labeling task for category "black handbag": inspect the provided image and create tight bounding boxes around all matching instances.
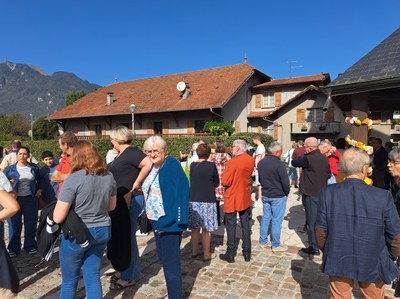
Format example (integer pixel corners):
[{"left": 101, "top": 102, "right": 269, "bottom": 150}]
[{"left": 137, "top": 208, "right": 152, "bottom": 234}]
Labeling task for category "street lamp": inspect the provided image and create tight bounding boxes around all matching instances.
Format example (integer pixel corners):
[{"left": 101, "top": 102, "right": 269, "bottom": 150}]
[
  {"left": 29, "top": 114, "right": 33, "bottom": 140},
  {"left": 129, "top": 104, "right": 136, "bottom": 135}
]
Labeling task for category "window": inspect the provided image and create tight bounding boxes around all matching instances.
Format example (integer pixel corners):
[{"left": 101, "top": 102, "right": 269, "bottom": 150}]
[
  {"left": 153, "top": 122, "right": 163, "bottom": 134},
  {"left": 306, "top": 108, "right": 323, "bottom": 122},
  {"left": 262, "top": 92, "right": 275, "bottom": 108},
  {"left": 263, "top": 124, "right": 274, "bottom": 137},
  {"left": 194, "top": 120, "right": 206, "bottom": 133},
  {"left": 94, "top": 125, "right": 102, "bottom": 136}
]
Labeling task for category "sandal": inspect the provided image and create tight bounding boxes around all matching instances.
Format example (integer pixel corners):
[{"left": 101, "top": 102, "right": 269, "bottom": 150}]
[
  {"left": 192, "top": 252, "right": 200, "bottom": 258},
  {"left": 203, "top": 252, "right": 217, "bottom": 261},
  {"left": 107, "top": 273, "right": 120, "bottom": 283},
  {"left": 109, "top": 279, "right": 136, "bottom": 290}
]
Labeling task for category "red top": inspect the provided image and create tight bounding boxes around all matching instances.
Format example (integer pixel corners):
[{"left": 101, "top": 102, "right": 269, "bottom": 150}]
[
  {"left": 56, "top": 155, "right": 72, "bottom": 195},
  {"left": 328, "top": 150, "right": 341, "bottom": 176}
]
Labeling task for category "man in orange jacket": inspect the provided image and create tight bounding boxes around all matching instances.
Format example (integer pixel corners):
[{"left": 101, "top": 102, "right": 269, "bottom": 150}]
[{"left": 220, "top": 139, "right": 255, "bottom": 263}]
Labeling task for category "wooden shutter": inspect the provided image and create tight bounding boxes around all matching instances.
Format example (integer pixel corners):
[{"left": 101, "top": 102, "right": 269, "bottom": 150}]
[
  {"left": 324, "top": 107, "right": 335, "bottom": 122},
  {"left": 296, "top": 108, "right": 306, "bottom": 123},
  {"left": 274, "top": 122, "right": 279, "bottom": 140},
  {"left": 274, "top": 91, "right": 282, "bottom": 107},
  {"left": 187, "top": 120, "right": 194, "bottom": 134},
  {"left": 162, "top": 121, "right": 169, "bottom": 135},
  {"left": 147, "top": 121, "right": 153, "bottom": 135},
  {"left": 255, "top": 94, "right": 262, "bottom": 108},
  {"left": 235, "top": 121, "right": 240, "bottom": 133}
]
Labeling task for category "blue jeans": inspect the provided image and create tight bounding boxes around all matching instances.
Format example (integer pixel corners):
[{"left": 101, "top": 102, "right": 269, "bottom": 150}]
[
  {"left": 154, "top": 231, "right": 182, "bottom": 299},
  {"left": 59, "top": 226, "right": 111, "bottom": 299},
  {"left": 303, "top": 194, "right": 319, "bottom": 252},
  {"left": 0, "top": 221, "right": 4, "bottom": 241},
  {"left": 120, "top": 194, "right": 143, "bottom": 282},
  {"left": 7, "top": 195, "right": 38, "bottom": 253},
  {"left": 224, "top": 207, "right": 251, "bottom": 256},
  {"left": 259, "top": 196, "right": 288, "bottom": 248}
]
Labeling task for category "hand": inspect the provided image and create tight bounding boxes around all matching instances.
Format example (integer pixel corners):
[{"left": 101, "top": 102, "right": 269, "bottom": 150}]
[{"left": 132, "top": 180, "right": 142, "bottom": 192}]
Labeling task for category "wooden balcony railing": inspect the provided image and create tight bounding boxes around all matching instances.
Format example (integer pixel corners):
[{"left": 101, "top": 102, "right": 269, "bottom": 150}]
[{"left": 77, "top": 132, "right": 212, "bottom": 141}]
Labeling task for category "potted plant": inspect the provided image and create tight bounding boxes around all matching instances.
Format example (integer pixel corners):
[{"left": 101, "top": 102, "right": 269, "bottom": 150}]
[{"left": 301, "top": 124, "right": 308, "bottom": 132}]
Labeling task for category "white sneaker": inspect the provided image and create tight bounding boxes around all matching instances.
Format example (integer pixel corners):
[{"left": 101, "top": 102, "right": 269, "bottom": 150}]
[
  {"left": 259, "top": 242, "right": 271, "bottom": 249},
  {"left": 272, "top": 245, "right": 288, "bottom": 253},
  {"left": 136, "top": 230, "right": 149, "bottom": 236}
]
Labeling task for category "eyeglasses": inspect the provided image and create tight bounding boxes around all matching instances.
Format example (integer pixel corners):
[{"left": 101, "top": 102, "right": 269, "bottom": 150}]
[
  {"left": 388, "top": 160, "right": 400, "bottom": 165},
  {"left": 145, "top": 149, "right": 163, "bottom": 155}
]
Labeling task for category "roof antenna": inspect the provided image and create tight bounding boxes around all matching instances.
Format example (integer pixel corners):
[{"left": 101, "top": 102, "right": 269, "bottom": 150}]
[
  {"left": 287, "top": 60, "right": 303, "bottom": 78},
  {"left": 244, "top": 53, "right": 247, "bottom": 64},
  {"left": 114, "top": 77, "right": 118, "bottom": 83}
]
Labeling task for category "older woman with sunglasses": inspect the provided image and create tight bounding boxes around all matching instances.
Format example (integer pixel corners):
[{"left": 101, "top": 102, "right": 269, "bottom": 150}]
[{"left": 142, "top": 136, "right": 189, "bottom": 299}]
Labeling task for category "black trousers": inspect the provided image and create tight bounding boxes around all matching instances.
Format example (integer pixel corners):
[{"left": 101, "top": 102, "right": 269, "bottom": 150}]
[{"left": 224, "top": 207, "right": 251, "bottom": 256}]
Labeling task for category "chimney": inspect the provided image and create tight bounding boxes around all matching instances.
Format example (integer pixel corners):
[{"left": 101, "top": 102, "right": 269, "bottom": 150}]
[
  {"left": 106, "top": 92, "right": 114, "bottom": 105},
  {"left": 244, "top": 53, "right": 247, "bottom": 64}
]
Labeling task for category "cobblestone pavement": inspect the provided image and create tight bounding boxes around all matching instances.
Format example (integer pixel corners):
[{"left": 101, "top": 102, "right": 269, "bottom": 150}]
[{"left": 7, "top": 188, "right": 397, "bottom": 298}]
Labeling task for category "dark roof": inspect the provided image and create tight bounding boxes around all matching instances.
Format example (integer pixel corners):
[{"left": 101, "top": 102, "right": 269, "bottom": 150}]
[
  {"left": 329, "top": 27, "right": 400, "bottom": 88},
  {"left": 48, "top": 64, "right": 271, "bottom": 120},
  {"left": 253, "top": 74, "right": 330, "bottom": 89}
]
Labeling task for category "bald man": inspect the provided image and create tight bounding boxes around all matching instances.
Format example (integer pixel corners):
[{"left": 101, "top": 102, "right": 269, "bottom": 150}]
[{"left": 292, "top": 137, "right": 330, "bottom": 256}]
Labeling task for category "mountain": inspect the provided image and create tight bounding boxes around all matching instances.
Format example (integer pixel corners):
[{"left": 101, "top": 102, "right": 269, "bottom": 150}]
[{"left": 0, "top": 61, "right": 101, "bottom": 117}]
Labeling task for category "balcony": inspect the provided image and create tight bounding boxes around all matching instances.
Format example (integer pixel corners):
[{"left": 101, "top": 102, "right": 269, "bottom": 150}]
[
  {"left": 291, "top": 122, "right": 340, "bottom": 134},
  {"left": 391, "top": 124, "right": 400, "bottom": 134},
  {"left": 76, "top": 132, "right": 212, "bottom": 141}
]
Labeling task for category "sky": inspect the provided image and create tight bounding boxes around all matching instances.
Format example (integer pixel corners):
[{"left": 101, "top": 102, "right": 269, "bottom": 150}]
[{"left": 1, "top": 0, "right": 400, "bottom": 87}]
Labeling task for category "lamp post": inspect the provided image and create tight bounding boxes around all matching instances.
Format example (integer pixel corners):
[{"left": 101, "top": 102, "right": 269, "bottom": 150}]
[
  {"left": 29, "top": 114, "right": 33, "bottom": 140},
  {"left": 129, "top": 104, "right": 136, "bottom": 135}
]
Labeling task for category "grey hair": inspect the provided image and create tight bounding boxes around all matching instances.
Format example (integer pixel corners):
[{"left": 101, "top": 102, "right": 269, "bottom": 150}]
[
  {"left": 268, "top": 142, "right": 282, "bottom": 154},
  {"left": 319, "top": 139, "right": 332, "bottom": 148},
  {"left": 340, "top": 147, "right": 370, "bottom": 176},
  {"left": 305, "top": 137, "right": 319, "bottom": 148},
  {"left": 143, "top": 135, "right": 167, "bottom": 152},
  {"left": 389, "top": 148, "right": 400, "bottom": 163},
  {"left": 232, "top": 139, "right": 247, "bottom": 152}
]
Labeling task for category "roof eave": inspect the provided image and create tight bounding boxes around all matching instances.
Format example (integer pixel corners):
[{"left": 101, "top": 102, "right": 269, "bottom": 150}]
[
  {"left": 324, "top": 76, "right": 400, "bottom": 97},
  {"left": 47, "top": 107, "right": 223, "bottom": 121}
]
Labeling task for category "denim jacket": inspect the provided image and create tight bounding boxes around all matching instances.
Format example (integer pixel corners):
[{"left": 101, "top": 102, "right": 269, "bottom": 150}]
[{"left": 4, "top": 162, "right": 40, "bottom": 195}]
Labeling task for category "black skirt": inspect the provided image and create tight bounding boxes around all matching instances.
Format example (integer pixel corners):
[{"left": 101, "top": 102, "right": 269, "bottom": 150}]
[{"left": 0, "top": 240, "right": 19, "bottom": 293}]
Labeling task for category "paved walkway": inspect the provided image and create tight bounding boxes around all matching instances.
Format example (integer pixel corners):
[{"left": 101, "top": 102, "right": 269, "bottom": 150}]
[{"left": 7, "top": 188, "right": 397, "bottom": 298}]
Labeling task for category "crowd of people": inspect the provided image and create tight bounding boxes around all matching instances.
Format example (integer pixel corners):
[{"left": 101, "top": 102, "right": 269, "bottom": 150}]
[{"left": 1, "top": 130, "right": 400, "bottom": 298}]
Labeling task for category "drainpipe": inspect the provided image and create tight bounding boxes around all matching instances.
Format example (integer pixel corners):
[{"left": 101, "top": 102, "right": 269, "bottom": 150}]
[{"left": 210, "top": 107, "right": 223, "bottom": 118}]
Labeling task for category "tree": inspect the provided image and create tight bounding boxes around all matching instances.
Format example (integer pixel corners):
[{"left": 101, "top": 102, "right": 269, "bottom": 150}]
[
  {"left": 33, "top": 117, "right": 59, "bottom": 140},
  {"left": 65, "top": 90, "right": 86, "bottom": 106},
  {"left": 203, "top": 121, "right": 234, "bottom": 136},
  {"left": 0, "top": 113, "right": 30, "bottom": 139}
]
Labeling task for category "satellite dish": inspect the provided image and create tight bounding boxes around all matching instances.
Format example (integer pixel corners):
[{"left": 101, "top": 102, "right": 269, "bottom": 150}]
[{"left": 176, "top": 81, "right": 186, "bottom": 92}]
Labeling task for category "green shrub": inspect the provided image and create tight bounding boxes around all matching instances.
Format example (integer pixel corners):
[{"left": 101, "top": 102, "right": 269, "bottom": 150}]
[
  {"left": 0, "top": 133, "right": 274, "bottom": 165},
  {"left": 203, "top": 121, "right": 234, "bottom": 136}
]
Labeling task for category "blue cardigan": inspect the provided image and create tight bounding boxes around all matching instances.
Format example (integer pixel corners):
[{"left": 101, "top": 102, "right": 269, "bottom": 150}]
[
  {"left": 153, "top": 156, "right": 189, "bottom": 232},
  {"left": 317, "top": 178, "right": 400, "bottom": 284},
  {"left": 4, "top": 162, "right": 39, "bottom": 195}
]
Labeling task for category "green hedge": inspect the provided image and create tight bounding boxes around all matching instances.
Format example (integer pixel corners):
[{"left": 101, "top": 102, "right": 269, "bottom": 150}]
[{"left": 1, "top": 133, "right": 274, "bottom": 165}]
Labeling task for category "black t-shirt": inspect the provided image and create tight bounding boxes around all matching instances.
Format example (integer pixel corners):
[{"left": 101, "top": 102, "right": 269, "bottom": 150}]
[
  {"left": 107, "top": 146, "right": 146, "bottom": 197},
  {"left": 189, "top": 161, "right": 219, "bottom": 203}
]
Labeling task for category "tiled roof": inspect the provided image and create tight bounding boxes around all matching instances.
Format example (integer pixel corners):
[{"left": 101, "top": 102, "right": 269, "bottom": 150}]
[
  {"left": 247, "top": 111, "right": 271, "bottom": 118},
  {"left": 48, "top": 64, "right": 271, "bottom": 120},
  {"left": 329, "top": 27, "right": 400, "bottom": 87},
  {"left": 253, "top": 73, "right": 330, "bottom": 89}
]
